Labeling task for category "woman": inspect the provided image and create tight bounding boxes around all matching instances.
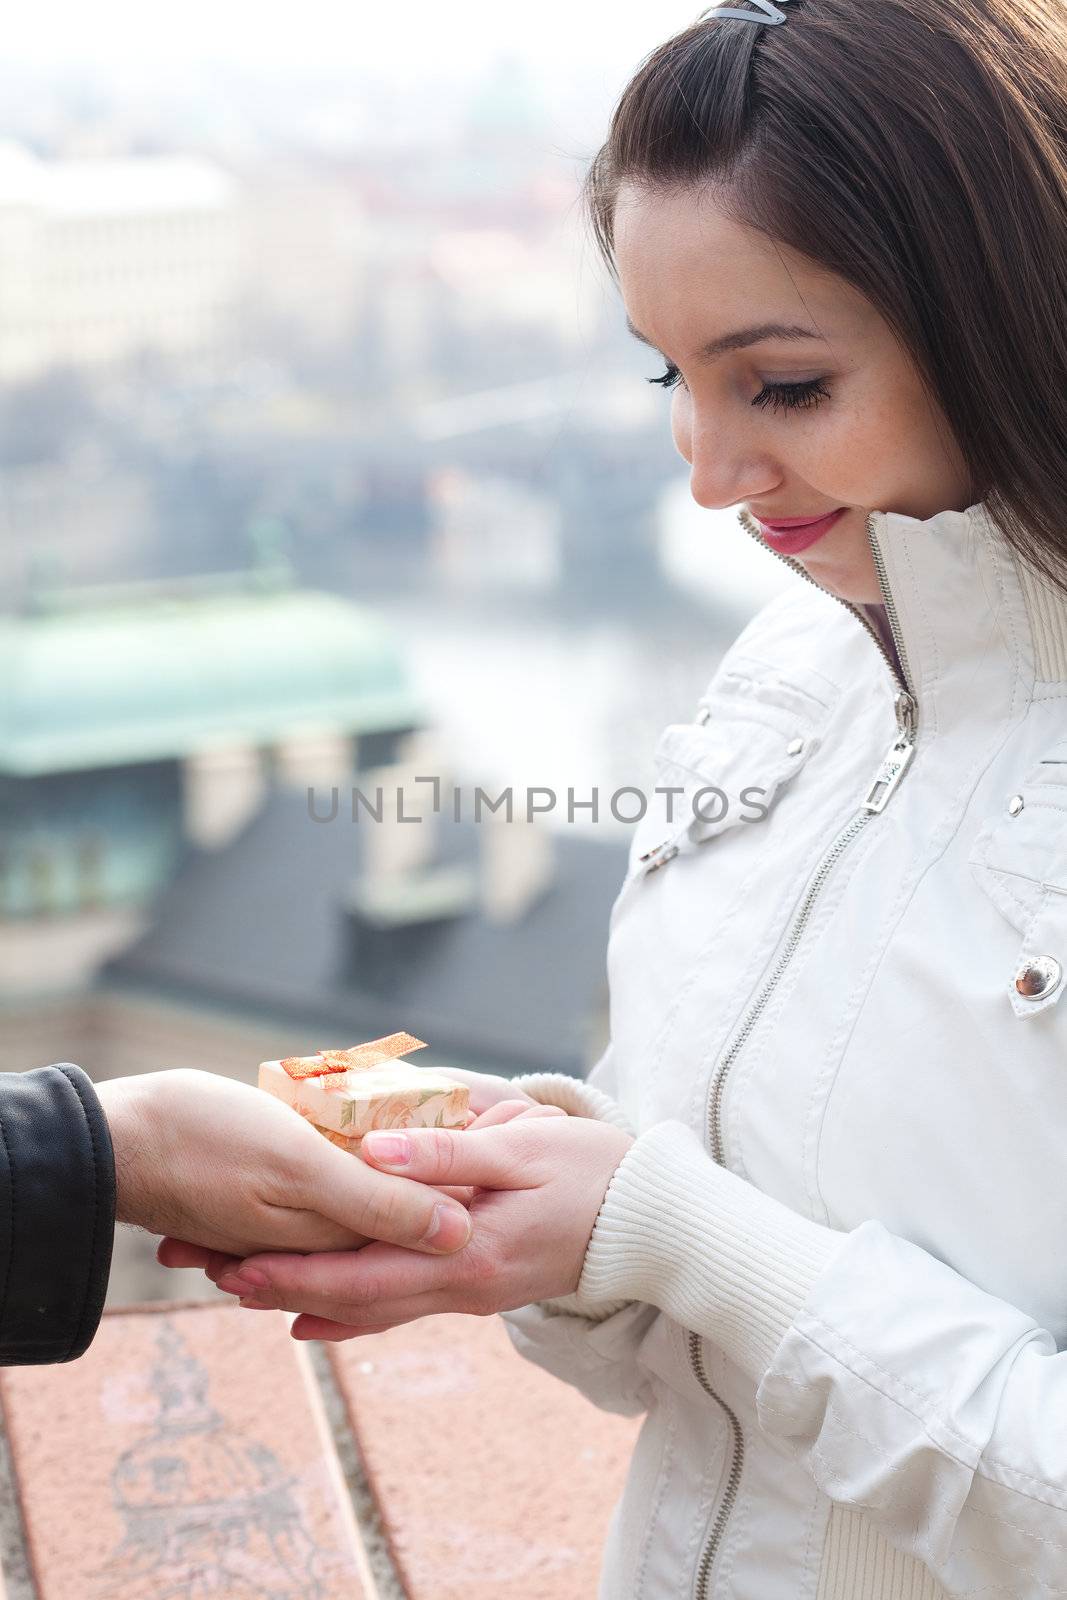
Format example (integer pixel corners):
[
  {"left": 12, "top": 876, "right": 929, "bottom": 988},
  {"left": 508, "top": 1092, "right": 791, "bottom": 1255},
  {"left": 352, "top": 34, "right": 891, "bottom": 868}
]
[{"left": 189, "top": 1, "right": 1067, "bottom": 1594}]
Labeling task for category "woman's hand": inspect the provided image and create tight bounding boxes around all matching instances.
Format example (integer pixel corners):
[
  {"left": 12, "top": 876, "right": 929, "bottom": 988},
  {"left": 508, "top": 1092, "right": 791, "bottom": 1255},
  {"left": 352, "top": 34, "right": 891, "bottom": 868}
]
[
  {"left": 434, "top": 1068, "right": 538, "bottom": 1117},
  {"left": 97, "top": 1069, "right": 474, "bottom": 1263},
  {"left": 209, "top": 1112, "right": 634, "bottom": 1340}
]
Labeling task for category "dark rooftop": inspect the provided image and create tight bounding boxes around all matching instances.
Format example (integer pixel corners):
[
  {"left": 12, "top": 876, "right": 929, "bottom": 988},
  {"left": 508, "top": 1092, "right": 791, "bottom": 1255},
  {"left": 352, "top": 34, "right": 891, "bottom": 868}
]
[{"left": 106, "top": 788, "right": 629, "bottom": 1079}]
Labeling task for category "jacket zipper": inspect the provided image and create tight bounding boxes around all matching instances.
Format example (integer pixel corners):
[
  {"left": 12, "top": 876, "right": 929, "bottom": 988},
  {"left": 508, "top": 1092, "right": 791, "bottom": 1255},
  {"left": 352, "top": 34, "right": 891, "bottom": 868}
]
[{"left": 689, "top": 509, "right": 918, "bottom": 1600}]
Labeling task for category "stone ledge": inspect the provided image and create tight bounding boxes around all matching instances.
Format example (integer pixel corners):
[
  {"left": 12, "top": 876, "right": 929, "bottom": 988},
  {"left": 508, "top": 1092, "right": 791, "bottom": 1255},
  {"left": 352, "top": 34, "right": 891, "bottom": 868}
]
[
  {"left": 0, "top": 1301, "right": 373, "bottom": 1600},
  {"left": 0, "top": 1301, "right": 640, "bottom": 1598},
  {"left": 332, "top": 1313, "right": 640, "bottom": 1600}
]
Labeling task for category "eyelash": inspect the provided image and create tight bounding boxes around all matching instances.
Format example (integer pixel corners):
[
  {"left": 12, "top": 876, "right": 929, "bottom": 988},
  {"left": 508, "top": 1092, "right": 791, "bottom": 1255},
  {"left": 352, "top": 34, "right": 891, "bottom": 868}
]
[{"left": 647, "top": 362, "right": 831, "bottom": 414}]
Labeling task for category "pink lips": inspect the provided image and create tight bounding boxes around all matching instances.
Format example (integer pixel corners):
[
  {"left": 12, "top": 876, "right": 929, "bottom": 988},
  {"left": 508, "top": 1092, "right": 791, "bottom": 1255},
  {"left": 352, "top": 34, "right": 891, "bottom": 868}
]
[{"left": 755, "top": 507, "right": 847, "bottom": 554}]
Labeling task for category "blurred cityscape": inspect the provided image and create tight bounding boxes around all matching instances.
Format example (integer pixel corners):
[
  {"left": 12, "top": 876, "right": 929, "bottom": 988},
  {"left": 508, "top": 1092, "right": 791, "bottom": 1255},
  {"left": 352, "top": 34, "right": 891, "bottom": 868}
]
[{"left": 0, "top": 37, "right": 801, "bottom": 1299}]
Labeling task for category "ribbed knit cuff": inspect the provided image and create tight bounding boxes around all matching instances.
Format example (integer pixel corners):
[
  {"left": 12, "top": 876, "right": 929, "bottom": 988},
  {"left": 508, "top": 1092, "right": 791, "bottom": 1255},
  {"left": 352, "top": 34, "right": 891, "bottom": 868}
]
[
  {"left": 508, "top": 1072, "right": 635, "bottom": 1322},
  {"left": 575, "top": 1119, "right": 848, "bottom": 1379},
  {"left": 509, "top": 1072, "right": 635, "bottom": 1133}
]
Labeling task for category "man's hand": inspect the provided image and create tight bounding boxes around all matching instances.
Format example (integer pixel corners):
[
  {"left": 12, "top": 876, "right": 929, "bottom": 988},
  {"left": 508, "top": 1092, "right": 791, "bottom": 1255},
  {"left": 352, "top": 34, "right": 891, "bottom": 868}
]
[
  {"left": 208, "top": 1112, "right": 634, "bottom": 1341},
  {"left": 96, "top": 1069, "right": 474, "bottom": 1262}
]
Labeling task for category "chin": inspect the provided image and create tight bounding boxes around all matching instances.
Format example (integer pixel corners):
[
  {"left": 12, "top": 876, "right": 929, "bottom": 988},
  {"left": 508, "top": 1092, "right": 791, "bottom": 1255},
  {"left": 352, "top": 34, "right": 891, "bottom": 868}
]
[{"left": 799, "top": 563, "right": 881, "bottom": 607}]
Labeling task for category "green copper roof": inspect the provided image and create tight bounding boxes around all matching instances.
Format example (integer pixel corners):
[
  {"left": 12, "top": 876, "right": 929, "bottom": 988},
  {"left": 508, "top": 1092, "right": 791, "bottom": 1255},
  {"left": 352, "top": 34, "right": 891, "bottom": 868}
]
[{"left": 0, "top": 587, "right": 422, "bottom": 776}]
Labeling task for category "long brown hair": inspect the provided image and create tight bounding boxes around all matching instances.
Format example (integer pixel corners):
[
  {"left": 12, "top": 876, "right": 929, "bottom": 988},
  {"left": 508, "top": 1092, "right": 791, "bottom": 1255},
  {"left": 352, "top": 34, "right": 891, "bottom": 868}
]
[{"left": 584, "top": 0, "right": 1067, "bottom": 593}]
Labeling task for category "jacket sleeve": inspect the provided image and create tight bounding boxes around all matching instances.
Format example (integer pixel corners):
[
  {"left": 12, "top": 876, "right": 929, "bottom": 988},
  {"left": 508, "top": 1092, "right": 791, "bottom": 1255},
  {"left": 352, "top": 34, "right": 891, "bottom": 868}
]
[
  {"left": 497, "top": 1047, "right": 661, "bottom": 1417},
  {"left": 0, "top": 1063, "right": 116, "bottom": 1364},
  {"left": 576, "top": 1117, "right": 1067, "bottom": 1596}
]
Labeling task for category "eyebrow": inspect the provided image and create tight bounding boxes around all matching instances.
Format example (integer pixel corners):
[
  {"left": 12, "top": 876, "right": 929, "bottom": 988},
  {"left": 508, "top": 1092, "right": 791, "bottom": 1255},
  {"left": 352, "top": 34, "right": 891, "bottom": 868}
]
[{"left": 625, "top": 314, "right": 824, "bottom": 361}]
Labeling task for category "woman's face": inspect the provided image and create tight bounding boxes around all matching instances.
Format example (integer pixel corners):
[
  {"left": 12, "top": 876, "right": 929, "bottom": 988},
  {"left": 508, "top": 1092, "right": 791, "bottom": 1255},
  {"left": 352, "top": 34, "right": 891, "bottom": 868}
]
[{"left": 613, "top": 182, "right": 974, "bottom": 605}]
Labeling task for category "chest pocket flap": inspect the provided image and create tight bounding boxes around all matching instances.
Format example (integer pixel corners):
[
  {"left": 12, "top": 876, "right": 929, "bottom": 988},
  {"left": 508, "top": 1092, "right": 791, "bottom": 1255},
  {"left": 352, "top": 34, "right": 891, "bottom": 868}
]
[
  {"left": 969, "top": 743, "right": 1067, "bottom": 1017},
  {"left": 626, "top": 658, "right": 837, "bottom": 879}
]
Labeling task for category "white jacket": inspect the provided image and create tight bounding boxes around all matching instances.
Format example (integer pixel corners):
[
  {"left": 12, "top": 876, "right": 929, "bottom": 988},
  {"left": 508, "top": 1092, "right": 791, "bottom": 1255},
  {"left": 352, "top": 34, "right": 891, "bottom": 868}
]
[{"left": 503, "top": 499, "right": 1067, "bottom": 1600}]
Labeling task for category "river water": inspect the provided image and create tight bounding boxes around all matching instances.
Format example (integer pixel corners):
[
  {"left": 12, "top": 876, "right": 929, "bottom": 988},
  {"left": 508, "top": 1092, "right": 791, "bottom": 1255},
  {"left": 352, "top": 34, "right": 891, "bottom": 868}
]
[{"left": 372, "top": 487, "right": 802, "bottom": 838}]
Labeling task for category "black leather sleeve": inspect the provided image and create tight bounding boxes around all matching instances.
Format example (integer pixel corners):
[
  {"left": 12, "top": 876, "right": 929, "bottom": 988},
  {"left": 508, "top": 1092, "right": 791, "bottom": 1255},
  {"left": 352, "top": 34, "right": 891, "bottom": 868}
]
[{"left": 0, "top": 1064, "right": 116, "bottom": 1364}]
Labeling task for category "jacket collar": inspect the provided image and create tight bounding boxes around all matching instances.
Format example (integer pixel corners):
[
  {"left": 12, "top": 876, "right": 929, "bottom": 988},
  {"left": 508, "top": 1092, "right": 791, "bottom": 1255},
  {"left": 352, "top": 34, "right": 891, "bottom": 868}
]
[
  {"left": 741, "top": 500, "right": 1060, "bottom": 736},
  {"left": 865, "top": 500, "right": 1055, "bottom": 734}
]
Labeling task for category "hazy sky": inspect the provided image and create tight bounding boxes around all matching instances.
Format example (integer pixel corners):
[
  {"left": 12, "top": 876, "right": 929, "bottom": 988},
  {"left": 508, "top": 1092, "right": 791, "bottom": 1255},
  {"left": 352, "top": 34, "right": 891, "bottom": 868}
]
[{"left": 5, "top": 2, "right": 704, "bottom": 82}]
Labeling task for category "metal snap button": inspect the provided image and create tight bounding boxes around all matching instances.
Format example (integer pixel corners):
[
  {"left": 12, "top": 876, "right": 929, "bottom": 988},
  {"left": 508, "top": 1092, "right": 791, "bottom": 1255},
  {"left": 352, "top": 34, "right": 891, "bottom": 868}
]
[
  {"left": 787, "top": 737, "right": 804, "bottom": 756},
  {"left": 1008, "top": 794, "right": 1024, "bottom": 816},
  {"left": 1014, "top": 956, "right": 1062, "bottom": 999}
]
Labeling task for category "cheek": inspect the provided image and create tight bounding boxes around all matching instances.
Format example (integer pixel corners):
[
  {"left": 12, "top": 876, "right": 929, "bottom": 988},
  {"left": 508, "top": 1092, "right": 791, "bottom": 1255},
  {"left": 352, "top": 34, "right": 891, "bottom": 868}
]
[
  {"left": 667, "top": 380, "right": 918, "bottom": 511},
  {"left": 833, "top": 375, "right": 929, "bottom": 476},
  {"left": 800, "top": 396, "right": 897, "bottom": 500}
]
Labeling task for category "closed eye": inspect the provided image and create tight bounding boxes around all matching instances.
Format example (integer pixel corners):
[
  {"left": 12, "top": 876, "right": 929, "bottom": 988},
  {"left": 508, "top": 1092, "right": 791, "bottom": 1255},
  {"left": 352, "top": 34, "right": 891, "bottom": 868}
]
[{"left": 648, "top": 362, "right": 831, "bottom": 414}]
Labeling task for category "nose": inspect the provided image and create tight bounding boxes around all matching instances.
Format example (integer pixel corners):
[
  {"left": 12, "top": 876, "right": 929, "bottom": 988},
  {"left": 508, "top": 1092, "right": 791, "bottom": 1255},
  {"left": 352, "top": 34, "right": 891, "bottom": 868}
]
[{"left": 675, "top": 398, "right": 778, "bottom": 513}]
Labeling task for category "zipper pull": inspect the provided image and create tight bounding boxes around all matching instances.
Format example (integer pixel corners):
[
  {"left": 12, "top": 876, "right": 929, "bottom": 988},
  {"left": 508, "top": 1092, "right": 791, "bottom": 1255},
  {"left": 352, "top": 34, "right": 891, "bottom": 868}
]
[
  {"left": 893, "top": 689, "right": 917, "bottom": 739},
  {"left": 639, "top": 840, "right": 680, "bottom": 873},
  {"left": 862, "top": 691, "right": 917, "bottom": 813}
]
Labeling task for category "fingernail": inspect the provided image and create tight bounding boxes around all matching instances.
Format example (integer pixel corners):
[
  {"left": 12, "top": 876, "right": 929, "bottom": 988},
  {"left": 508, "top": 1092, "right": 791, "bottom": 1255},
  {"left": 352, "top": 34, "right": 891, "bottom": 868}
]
[
  {"left": 422, "top": 1203, "right": 472, "bottom": 1251},
  {"left": 238, "top": 1297, "right": 274, "bottom": 1311},
  {"left": 217, "top": 1270, "right": 268, "bottom": 1297},
  {"left": 362, "top": 1132, "right": 411, "bottom": 1165}
]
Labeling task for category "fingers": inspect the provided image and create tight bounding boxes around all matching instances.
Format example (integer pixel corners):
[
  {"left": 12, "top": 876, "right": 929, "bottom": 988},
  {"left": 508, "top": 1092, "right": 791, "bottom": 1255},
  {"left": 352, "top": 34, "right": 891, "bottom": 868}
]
[
  {"left": 465, "top": 1100, "right": 566, "bottom": 1131},
  {"left": 157, "top": 1238, "right": 239, "bottom": 1276},
  {"left": 430, "top": 1068, "right": 483, "bottom": 1090},
  {"left": 157, "top": 1238, "right": 214, "bottom": 1270},
  {"left": 291, "top": 1315, "right": 395, "bottom": 1341},
  {"left": 213, "top": 1240, "right": 473, "bottom": 1324},
  {"left": 359, "top": 1119, "right": 550, "bottom": 1191},
  {"left": 431, "top": 1069, "right": 535, "bottom": 1116},
  {"left": 465, "top": 1100, "right": 527, "bottom": 1131},
  {"left": 314, "top": 1145, "right": 473, "bottom": 1254},
  {"left": 291, "top": 1314, "right": 380, "bottom": 1342},
  {"left": 244, "top": 1287, "right": 451, "bottom": 1327},
  {"left": 254, "top": 1211, "right": 375, "bottom": 1255}
]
